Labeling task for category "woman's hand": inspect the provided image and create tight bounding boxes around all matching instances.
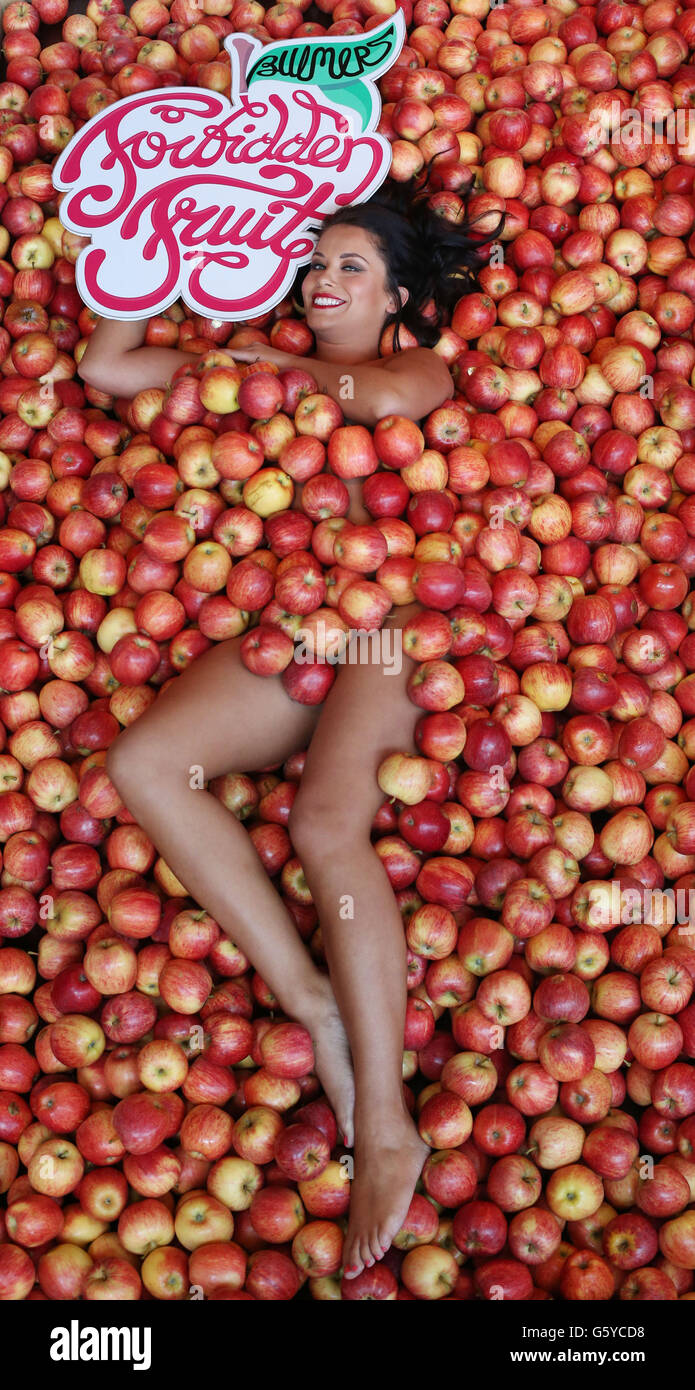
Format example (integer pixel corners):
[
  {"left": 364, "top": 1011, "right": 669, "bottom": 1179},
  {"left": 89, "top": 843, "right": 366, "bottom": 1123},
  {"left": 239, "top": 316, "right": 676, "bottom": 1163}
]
[{"left": 228, "top": 344, "right": 293, "bottom": 368}]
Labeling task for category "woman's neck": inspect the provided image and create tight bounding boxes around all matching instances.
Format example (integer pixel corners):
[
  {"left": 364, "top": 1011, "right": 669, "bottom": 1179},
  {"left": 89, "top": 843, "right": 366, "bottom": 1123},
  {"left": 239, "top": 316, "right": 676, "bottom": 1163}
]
[{"left": 314, "top": 339, "right": 381, "bottom": 366}]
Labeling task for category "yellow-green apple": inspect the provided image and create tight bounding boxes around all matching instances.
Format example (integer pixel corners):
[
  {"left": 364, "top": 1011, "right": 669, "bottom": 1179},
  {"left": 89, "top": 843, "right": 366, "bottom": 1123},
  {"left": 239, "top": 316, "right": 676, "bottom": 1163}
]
[
  {"left": 28, "top": 1137, "right": 84, "bottom": 1196},
  {"left": 136, "top": 1040, "right": 189, "bottom": 1093},
  {"left": 207, "top": 1155, "right": 263, "bottom": 1210},
  {"left": 49, "top": 1014, "right": 105, "bottom": 1068},
  {"left": 377, "top": 752, "right": 434, "bottom": 805},
  {"left": 174, "top": 1192, "right": 234, "bottom": 1250},
  {"left": 140, "top": 1245, "right": 189, "bottom": 1300},
  {"left": 546, "top": 1163, "right": 604, "bottom": 1221},
  {"left": 400, "top": 1244, "right": 459, "bottom": 1300}
]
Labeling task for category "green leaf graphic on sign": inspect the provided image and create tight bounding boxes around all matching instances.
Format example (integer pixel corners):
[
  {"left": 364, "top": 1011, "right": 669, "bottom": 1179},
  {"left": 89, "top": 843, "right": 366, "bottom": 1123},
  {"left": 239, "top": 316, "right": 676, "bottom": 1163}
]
[
  {"left": 329, "top": 82, "right": 372, "bottom": 130},
  {"left": 246, "top": 20, "right": 402, "bottom": 130}
]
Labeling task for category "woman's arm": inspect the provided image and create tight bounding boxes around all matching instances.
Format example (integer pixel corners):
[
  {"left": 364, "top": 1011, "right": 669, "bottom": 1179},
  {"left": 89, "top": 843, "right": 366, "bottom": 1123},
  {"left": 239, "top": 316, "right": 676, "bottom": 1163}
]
[
  {"left": 78, "top": 318, "right": 200, "bottom": 397},
  {"left": 380, "top": 346, "right": 456, "bottom": 418},
  {"left": 79, "top": 317, "right": 455, "bottom": 420},
  {"left": 232, "top": 344, "right": 455, "bottom": 426}
]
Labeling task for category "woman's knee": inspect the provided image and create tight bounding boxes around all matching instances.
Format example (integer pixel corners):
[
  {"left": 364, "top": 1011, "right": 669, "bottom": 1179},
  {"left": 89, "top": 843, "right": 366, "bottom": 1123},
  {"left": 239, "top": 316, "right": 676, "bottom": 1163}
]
[
  {"left": 288, "top": 789, "right": 370, "bottom": 860},
  {"left": 105, "top": 724, "right": 174, "bottom": 799},
  {"left": 105, "top": 732, "right": 139, "bottom": 799}
]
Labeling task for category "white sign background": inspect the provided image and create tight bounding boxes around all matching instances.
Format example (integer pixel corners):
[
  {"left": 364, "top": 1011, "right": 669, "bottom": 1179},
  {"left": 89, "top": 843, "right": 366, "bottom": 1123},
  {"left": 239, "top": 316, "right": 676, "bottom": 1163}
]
[{"left": 52, "top": 15, "right": 406, "bottom": 321}]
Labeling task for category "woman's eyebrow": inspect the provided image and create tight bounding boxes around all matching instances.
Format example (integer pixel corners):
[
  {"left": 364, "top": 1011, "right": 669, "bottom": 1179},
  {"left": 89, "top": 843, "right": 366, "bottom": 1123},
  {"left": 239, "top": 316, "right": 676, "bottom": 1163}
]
[{"left": 314, "top": 252, "right": 369, "bottom": 262}]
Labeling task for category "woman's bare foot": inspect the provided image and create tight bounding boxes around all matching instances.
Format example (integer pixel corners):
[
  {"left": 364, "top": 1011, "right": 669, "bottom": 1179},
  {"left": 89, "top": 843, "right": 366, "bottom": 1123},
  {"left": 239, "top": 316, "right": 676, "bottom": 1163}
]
[
  {"left": 298, "top": 977, "right": 356, "bottom": 1147},
  {"left": 342, "top": 1108, "right": 430, "bottom": 1278}
]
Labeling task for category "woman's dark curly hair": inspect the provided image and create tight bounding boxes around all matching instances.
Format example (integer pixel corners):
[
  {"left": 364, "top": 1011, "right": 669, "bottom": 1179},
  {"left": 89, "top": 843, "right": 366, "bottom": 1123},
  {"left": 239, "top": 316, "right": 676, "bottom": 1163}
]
[{"left": 294, "top": 160, "right": 504, "bottom": 352}]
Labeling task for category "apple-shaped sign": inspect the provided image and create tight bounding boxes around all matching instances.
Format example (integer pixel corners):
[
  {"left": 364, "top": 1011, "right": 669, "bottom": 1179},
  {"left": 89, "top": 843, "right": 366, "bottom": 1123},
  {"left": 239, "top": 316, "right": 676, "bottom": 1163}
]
[{"left": 52, "top": 14, "right": 406, "bottom": 321}]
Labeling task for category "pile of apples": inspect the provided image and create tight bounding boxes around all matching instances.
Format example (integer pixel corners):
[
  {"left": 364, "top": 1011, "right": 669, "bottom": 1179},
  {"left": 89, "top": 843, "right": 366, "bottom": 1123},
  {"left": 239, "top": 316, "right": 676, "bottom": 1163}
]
[{"left": 4, "top": 0, "right": 695, "bottom": 1304}]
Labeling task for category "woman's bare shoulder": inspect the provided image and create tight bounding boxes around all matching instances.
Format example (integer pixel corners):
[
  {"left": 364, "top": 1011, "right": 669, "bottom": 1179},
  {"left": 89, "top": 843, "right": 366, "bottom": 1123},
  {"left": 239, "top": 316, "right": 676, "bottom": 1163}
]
[{"left": 380, "top": 345, "right": 455, "bottom": 402}]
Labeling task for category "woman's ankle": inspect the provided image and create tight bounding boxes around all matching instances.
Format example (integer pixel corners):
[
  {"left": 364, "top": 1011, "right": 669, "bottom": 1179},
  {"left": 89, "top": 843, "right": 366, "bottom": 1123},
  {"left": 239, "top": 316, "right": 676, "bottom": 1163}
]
[
  {"left": 354, "top": 1093, "right": 416, "bottom": 1139},
  {"left": 291, "top": 969, "right": 336, "bottom": 1025}
]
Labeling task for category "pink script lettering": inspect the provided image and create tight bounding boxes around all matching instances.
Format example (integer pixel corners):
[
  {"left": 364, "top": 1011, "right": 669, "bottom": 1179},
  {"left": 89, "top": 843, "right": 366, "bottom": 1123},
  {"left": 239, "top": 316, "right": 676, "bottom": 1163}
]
[{"left": 54, "top": 84, "right": 391, "bottom": 319}]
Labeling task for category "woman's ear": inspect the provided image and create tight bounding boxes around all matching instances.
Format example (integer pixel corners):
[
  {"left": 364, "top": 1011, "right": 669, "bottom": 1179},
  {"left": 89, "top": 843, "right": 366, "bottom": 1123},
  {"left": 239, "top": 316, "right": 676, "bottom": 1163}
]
[{"left": 390, "top": 284, "right": 409, "bottom": 313}]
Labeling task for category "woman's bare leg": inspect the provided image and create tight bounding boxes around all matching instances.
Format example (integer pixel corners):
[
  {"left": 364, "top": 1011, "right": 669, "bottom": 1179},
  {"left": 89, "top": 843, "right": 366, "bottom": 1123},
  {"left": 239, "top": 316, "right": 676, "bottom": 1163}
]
[
  {"left": 105, "top": 634, "right": 355, "bottom": 1141},
  {"left": 288, "top": 602, "right": 429, "bottom": 1280}
]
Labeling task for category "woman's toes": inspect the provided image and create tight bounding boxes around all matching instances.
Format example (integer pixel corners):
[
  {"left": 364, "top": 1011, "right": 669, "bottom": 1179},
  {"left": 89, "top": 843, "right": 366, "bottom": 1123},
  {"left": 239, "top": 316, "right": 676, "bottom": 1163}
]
[
  {"left": 369, "top": 1231, "right": 385, "bottom": 1263},
  {"left": 343, "top": 1241, "right": 361, "bottom": 1279},
  {"left": 377, "top": 1226, "right": 393, "bottom": 1257},
  {"left": 360, "top": 1239, "right": 374, "bottom": 1269}
]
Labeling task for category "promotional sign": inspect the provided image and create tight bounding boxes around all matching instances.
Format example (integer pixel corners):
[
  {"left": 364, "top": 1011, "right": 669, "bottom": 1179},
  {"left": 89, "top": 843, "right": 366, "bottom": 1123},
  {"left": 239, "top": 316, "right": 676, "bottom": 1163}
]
[{"left": 52, "top": 14, "right": 406, "bottom": 322}]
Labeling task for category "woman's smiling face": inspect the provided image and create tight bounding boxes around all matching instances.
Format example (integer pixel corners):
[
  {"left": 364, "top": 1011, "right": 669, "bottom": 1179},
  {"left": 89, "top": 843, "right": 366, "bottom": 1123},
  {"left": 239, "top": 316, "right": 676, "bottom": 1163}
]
[{"left": 302, "top": 224, "right": 408, "bottom": 350}]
